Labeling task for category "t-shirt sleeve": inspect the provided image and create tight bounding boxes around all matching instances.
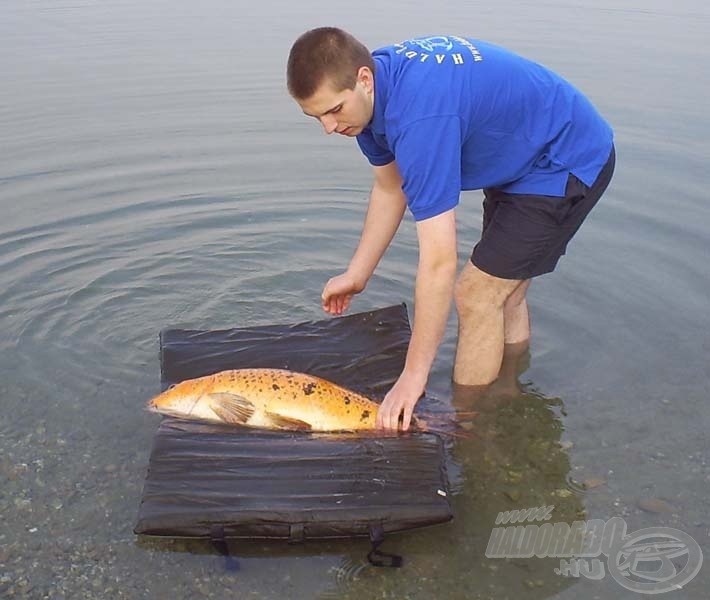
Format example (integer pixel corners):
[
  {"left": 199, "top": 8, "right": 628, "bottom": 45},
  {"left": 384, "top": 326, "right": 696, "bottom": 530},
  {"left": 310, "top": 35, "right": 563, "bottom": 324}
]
[
  {"left": 393, "top": 116, "right": 462, "bottom": 221},
  {"left": 356, "top": 129, "right": 395, "bottom": 166}
]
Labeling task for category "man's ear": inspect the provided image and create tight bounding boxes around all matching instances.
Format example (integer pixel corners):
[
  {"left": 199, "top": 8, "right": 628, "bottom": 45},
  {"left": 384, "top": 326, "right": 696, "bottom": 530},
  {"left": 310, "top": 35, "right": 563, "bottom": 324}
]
[{"left": 357, "top": 66, "right": 374, "bottom": 93}]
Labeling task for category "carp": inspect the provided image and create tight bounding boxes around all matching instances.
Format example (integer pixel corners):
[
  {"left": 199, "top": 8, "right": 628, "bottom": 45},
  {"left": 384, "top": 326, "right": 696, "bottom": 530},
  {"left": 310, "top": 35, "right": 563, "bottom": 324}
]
[{"left": 147, "top": 368, "right": 387, "bottom": 432}]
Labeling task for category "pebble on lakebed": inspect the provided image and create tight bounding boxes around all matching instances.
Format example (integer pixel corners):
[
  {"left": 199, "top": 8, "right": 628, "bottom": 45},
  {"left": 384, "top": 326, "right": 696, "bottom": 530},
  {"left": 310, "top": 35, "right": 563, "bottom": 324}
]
[{"left": 636, "top": 498, "right": 676, "bottom": 514}]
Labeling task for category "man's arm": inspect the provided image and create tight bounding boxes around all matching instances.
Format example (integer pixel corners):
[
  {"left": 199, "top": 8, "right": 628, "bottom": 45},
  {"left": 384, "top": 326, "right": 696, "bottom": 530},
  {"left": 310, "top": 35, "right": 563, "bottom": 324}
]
[
  {"left": 376, "top": 208, "right": 458, "bottom": 430},
  {"left": 322, "top": 161, "right": 407, "bottom": 314}
]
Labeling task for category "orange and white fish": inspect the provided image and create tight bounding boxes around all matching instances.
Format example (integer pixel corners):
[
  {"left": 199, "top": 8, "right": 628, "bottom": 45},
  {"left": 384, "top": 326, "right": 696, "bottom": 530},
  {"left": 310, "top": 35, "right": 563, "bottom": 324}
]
[{"left": 147, "top": 368, "right": 391, "bottom": 432}]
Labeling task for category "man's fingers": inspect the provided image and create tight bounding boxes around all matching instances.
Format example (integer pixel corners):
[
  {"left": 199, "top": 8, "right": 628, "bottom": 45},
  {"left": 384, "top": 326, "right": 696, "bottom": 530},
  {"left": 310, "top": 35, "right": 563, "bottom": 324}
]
[
  {"left": 324, "top": 294, "right": 352, "bottom": 316},
  {"left": 377, "top": 393, "right": 412, "bottom": 432},
  {"left": 386, "top": 405, "right": 401, "bottom": 431},
  {"left": 401, "top": 405, "right": 413, "bottom": 431},
  {"left": 322, "top": 296, "right": 333, "bottom": 313},
  {"left": 377, "top": 403, "right": 395, "bottom": 430},
  {"left": 323, "top": 292, "right": 342, "bottom": 315},
  {"left": 321, "top": 286, "right": 332, "bottom": 311}
]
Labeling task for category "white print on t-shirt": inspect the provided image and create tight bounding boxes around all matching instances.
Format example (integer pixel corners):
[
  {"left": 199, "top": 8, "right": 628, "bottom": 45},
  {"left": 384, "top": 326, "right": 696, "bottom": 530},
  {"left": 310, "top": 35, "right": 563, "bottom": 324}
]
[{"left": 394, "top": 35, "right": 484, "bottom": 65}]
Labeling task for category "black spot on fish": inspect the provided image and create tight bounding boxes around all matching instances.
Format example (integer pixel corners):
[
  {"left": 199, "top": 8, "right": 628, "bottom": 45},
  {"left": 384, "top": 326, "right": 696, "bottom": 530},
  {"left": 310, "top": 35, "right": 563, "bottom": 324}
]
[
  {"left": 272, "top": 384, "right": 280, "bottom": 391},
  {"left": 360, "top": 410, "right": 370, "bottom": 421},
  {"left": 302, "top": 383, "right": 316, "bottom": 395},
  {"left": 344, "top": 396, "right": 351, "bottom": 405}
]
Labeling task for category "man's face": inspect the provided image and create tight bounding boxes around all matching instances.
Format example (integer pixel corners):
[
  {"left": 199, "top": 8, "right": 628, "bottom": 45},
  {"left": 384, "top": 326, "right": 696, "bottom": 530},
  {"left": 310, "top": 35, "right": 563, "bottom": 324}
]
[{"left": 296, "top": 67, "right": 374, "bottom": 137}]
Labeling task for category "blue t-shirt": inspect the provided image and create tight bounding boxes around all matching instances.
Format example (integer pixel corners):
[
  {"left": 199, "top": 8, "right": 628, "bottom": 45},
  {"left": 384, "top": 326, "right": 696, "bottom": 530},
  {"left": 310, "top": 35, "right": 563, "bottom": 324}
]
[{"left": 356, "top": 36, "right": 614, "bottom": 221}]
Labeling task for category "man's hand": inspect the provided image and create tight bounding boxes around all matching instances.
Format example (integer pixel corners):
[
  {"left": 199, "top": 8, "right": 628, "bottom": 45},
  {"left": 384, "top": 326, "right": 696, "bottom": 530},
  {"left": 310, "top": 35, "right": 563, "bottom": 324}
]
[
  {"left": 321, "top": 271, "right": 365, "bottom": 315},
  {"left": 376, "top": 372, "right": 426, "bottom": 431}
]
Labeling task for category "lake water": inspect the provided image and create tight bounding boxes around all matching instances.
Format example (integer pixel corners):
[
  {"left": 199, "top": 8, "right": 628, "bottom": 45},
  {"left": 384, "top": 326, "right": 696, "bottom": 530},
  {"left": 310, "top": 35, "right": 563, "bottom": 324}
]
[{"left": 1, "top": 0, "right": 709, "bottom": 598}]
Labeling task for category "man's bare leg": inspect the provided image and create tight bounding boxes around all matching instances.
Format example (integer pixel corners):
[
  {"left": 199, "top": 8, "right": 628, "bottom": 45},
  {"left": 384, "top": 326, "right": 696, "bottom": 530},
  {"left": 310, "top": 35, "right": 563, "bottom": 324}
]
[
  {"left": 503, "top": 279, "right": 531, "bottom": 344},
  {"left": 453, "top": 262, "right": 525, "bottom": 385}
]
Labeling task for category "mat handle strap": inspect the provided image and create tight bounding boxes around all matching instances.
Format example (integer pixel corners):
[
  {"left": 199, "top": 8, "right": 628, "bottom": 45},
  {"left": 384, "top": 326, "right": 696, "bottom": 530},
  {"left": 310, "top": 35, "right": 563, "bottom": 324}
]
[
  {"left": 288, "top": 523, "right": 305, "bottom": 544},
  {"left": 367, "top": 524, "right": 403, "bottom": 568},
  {"left": 210, "top": 525, "right": 240, "bottom": 572}
]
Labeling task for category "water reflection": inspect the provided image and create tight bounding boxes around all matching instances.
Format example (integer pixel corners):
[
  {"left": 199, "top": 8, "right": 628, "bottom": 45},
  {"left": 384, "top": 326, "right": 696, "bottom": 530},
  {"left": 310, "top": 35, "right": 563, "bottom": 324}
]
[{"left": 316, "top": 345, "right": 583, "bottom": 599}]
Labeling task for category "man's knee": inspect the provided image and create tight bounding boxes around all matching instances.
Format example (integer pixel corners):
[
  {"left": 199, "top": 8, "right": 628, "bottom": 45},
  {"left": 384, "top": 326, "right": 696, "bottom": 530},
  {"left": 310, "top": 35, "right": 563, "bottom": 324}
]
[{"left": 454, "top": 262, "right": 520, "bottom": 316}]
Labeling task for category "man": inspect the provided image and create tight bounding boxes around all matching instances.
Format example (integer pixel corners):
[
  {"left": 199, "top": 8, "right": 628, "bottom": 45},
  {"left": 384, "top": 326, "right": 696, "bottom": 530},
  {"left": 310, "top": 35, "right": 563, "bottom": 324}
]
[{"left": 287, "top": 28, "right": 615, "bottom": 431}]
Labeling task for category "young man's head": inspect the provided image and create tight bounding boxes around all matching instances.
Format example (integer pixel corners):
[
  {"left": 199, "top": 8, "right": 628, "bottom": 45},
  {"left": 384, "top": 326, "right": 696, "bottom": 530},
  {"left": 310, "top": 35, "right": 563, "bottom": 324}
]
[{"left": 287, "top": 27, "right": 376, "bottom": 137}]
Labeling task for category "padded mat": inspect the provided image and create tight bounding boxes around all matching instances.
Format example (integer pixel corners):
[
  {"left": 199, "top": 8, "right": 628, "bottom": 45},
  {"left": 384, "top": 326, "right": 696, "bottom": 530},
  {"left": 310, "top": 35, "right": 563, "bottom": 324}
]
[{"left": 135, "top": 304, "right": 453, "bottom": 540}]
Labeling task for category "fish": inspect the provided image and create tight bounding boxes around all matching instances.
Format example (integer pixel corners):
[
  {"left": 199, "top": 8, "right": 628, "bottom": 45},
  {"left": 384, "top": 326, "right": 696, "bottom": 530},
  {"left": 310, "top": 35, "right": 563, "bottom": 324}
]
[{"left": 147, "top": 368, "right": 387, "bottom": 432}]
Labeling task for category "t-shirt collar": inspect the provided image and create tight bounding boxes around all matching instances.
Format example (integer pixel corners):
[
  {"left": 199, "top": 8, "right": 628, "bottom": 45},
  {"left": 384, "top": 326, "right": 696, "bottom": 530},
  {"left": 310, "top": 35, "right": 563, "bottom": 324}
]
[{"left": 368, "top": 55, "right": 388, "bottom": 136}]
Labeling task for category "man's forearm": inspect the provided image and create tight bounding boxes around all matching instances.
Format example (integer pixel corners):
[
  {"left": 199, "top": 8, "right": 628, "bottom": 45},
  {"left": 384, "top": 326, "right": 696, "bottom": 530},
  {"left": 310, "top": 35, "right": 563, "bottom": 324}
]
[
  {"left": 401, "top": 209, "right": 458, "bottom": 388},
  {"left": 347, "top": 182, "right": 406, "bottom": 286},
  {"left": 402, "top": 256, "right": 457, "bottom": 387}
]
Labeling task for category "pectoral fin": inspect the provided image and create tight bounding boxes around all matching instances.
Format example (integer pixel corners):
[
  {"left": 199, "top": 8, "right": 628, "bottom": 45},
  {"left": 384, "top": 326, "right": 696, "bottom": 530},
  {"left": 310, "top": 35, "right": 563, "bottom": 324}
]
[
  {"left": 208, "top": 393, "right": 255, "bottom": 424},
  {"left": 264, "top": 411, "right": 312, "bottom": 431}
]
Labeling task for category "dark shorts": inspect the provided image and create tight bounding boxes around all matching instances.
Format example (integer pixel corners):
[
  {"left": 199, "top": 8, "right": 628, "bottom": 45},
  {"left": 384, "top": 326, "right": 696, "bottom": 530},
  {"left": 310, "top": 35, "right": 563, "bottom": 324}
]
[{"left": 471, "top": 146, "right": 616, "bottom": 280}]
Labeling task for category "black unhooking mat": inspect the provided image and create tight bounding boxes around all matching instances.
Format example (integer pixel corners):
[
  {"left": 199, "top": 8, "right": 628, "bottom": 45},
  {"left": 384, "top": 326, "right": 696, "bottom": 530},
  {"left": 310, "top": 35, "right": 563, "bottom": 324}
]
[{"left": 135, "top": 304, "right": 452, "bottom": 564}]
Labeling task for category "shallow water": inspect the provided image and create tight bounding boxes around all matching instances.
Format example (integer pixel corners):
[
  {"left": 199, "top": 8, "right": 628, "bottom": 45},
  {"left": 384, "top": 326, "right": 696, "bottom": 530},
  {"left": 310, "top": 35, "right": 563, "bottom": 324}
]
[{"left": 1, "top": 0, "right": 709, "bottom": 598}]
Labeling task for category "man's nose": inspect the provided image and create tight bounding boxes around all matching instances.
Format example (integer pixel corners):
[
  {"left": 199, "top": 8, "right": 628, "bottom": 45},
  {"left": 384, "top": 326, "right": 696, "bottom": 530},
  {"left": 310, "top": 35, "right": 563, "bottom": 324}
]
[{"left": 319, "top": 114, "right": 337, "bottom": 135}]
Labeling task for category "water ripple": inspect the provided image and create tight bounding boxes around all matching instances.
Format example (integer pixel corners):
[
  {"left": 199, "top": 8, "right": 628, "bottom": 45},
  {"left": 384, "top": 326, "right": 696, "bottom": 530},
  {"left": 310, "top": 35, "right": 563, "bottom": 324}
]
[{"left": 0, "top": 186, "right": 382, "bottom": 401}]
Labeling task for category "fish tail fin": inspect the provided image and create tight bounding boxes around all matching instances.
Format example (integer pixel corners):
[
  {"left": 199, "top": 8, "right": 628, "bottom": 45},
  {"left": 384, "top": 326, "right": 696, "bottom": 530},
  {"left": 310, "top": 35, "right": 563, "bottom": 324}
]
[
  {"left": 413, "top": 414, "right": 479, "bottom": 439},
  {"left": 417, "top": 410, "right": 479, "bottom": 419},
  {"left": 416, "top": 423, "right": 478, "bottom": 440}
]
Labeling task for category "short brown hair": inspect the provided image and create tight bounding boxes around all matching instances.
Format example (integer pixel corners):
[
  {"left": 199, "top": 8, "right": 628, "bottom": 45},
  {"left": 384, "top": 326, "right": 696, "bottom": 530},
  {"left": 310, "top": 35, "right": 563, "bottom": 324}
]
[{"left": 287, "top": 27, "right": 374, "bottom": 100}]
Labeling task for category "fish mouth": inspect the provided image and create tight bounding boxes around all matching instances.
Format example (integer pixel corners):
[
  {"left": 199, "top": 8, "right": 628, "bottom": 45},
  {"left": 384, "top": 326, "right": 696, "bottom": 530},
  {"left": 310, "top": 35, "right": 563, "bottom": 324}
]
[
  {"left": 145, "top": 399, "right": 161, "bottom": 413},
  {"left": 145, "top": 404, "right": 185, "bottom": 420}
]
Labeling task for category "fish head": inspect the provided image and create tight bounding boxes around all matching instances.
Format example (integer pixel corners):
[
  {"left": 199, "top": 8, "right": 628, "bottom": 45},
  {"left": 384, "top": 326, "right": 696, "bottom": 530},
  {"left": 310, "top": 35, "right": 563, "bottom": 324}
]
[{"left": 146, "top": 379, "right": 205, "bottom": 417}]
